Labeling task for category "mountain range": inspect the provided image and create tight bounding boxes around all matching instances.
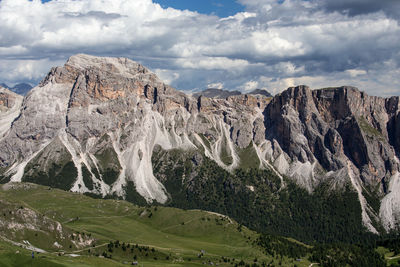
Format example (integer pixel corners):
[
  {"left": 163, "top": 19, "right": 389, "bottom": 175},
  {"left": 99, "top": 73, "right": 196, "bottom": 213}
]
[
  {"left": 0, "top": 83, "right": 33, "bottom": 96},
  {"left": 192, "top": 88, "right": 272, "bottom": 99},
  {"left": 0, "top": 54, "right": 399, "bottom": 243}
]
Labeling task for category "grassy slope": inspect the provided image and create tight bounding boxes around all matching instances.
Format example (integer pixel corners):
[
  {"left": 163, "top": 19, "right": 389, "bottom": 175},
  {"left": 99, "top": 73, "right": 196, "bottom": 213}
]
[
  {"left": 0, "top": 238, "right": 126, "bottom": 267},
  {"left": 237, "top": 142, "right": 260, "bottom": 169},
  {"left": 0, "top": 183, "right": 312, "bottom": 267}
]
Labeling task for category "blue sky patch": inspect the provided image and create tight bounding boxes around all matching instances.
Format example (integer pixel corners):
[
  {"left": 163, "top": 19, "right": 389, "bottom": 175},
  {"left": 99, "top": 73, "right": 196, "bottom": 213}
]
[
  {"left": 40, "top": 0, "right": 245, "bottom": 18},
  {"left": 153, "top": 0, "right": 244, "bottom": 17}
]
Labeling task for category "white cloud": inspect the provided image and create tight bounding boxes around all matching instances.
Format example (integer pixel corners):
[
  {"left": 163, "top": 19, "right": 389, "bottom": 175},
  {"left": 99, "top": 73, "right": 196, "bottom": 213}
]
[
  {"left": 207, "top": 82, "right": 224, "bottom": 89},
  {"left": 251, "top": 31, "right": 306, "bottom": 58},
  {"left": 346, "top": 69, "right": 367, "bottom": 77},
  {"left": 0, "top": 0, "right": 399, "bottom": 96},
  {"left": 153, "top": 68, "right": 180, "bottom": 84},
  {"left": 243, "top": 81, "right": 259, "bottom": 92},
  {"left": 275, "top": 62, "right": 305, "bottom": 75},
  {"left": 257, "top": 65, "right": 399, "bottom": 97},
  {"left": 220, "top": 11, "right": 257, "bottom": 22},
  {"left": 0, "top": 58, "right": 65, "bottom": 84},
  {"left": 176, "top": 57, "right": 251, "bottom": 70},
  {"left": 0, "top": 45, "right": 27, "bottom": 56}
]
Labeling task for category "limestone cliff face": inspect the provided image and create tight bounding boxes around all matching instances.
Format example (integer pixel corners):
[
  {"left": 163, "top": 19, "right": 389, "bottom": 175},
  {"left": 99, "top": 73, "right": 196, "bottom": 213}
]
[
  {"left": 265, "top": 85, "right": 400, "bottom": 232},
  {"left": 266, "top": 85, "right": 399, "bottom": 186},
  {"left": 0, "top": 87, "right": 18, "bottom": 109},
  {"left": 0, "top": 54, "right": 399, "bottom": 232},
  {"left": 0, "top": 87, "right": 23, "bottom": 142}
]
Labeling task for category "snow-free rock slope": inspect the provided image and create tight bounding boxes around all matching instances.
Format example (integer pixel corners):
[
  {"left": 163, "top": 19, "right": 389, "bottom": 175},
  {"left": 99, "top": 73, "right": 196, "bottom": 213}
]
[{"left": 0, "top": 54, "right": 399, "bottom": 232}]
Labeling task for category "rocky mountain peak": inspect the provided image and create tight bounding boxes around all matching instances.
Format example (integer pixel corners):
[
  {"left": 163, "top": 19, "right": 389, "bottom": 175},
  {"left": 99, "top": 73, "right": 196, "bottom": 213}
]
[
  {"left": 39, "top": 54, "right": 166, "bottom": 99},
  {"left": 1, "top": 54, "right": 400, "bottom": 233},
  {"left": 66, "top": 54, "right": 149, "bottom": 78},
  {"left": 227, "top": 94, "right": 271, "bottom": 110},
  {"left": 248, "top": 89, "right": 272, "bottom": 97}
]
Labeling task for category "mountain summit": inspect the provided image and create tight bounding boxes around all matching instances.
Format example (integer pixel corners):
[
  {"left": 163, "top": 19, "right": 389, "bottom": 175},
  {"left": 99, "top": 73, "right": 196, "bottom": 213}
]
[{"left": 0, "top": 54, "right": 399, "bottom": 236}]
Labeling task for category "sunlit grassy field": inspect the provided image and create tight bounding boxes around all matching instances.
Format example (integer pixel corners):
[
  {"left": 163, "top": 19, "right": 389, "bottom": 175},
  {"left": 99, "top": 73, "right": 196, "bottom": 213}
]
[{"left": 0, "top": 183, "right": 313, "bottom": 266}]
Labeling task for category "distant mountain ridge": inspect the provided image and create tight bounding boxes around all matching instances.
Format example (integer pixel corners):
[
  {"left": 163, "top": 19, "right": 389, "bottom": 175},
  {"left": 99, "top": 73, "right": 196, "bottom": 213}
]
[
  {"left": 192, "top": 88, "right": 241, "bottom": 99},
  {"left": 0, "top": 54, "right": 400, "bottom": 241},
  {"left": 0, "top": 83, "right": 33, "bottom": 95},
  {"left": 249, "top": 89, "right": 272, "bottom": 97},
  {"left": 192, "top": 88, "right": 272, "bottom": 99}
]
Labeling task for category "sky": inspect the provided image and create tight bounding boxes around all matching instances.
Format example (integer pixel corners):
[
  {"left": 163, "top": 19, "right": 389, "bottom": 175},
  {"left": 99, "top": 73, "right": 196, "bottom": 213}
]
[
  {"left": 153, "top": 0, "right": 245, "bottom": 17},
  {"left": 1, "top": 0, "right": 400, "bottom": 96}
]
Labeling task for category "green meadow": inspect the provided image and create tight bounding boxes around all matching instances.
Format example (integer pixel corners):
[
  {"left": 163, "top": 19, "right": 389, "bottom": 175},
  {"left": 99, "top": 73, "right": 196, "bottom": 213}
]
[{"left": 0, "top": 183, "right": 312, "bottom": 266}]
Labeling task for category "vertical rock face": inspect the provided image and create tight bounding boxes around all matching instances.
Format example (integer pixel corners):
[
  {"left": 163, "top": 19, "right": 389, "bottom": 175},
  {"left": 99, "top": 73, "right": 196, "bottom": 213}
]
[
  {"left": 0, "top": 87, "right": 18, "bottom": 109},
  {"left": 266, "top": 85, "right": 399, "bottom": 186},
  {"left": 265, "top": 85, "right": 400, "bottom": 232},
  {"left": 266, "top": 86, "right": 321, "bottom": 164},
  {"left": 0, "top": 54, "right": 399, "bottom": 232},
  {"left": 387, "top": 97, "right": 400, "bottom": 156},
  {"left": 0, "top": 87, "right": 23, "bottom": 142}
]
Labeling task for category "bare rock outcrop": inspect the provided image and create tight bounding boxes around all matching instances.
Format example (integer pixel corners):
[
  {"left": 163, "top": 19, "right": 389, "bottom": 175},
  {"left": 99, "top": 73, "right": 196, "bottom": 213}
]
[{"left": 0, "top": 55, "right": 399, "bottom": 232}]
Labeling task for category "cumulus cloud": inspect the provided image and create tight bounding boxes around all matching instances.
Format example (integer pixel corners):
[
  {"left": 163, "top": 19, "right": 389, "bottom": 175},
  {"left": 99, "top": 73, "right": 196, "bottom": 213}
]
[
  {"left": 176, "top": 57, "right": 252, "bottom": 70},
  {"left": 153, "top": 68, "right": 180, "bottom": 85},
  {"left": 0, "top": 58, "right": 65, "bottom": 83},
  {"left": 320, "top": 0, "right": 400, "bottom": 18},
  {"left": 0, "top": 0, "right": 399, "bottom": 96},
  {"left": 243, "top": 80, "right": 259, "bottom": 92},
  {"left": 207, "top": 82, "right": 224, "bottom": 89},
  {"left": 346, "top": 69, "right": 367, "bottom": 78}
]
